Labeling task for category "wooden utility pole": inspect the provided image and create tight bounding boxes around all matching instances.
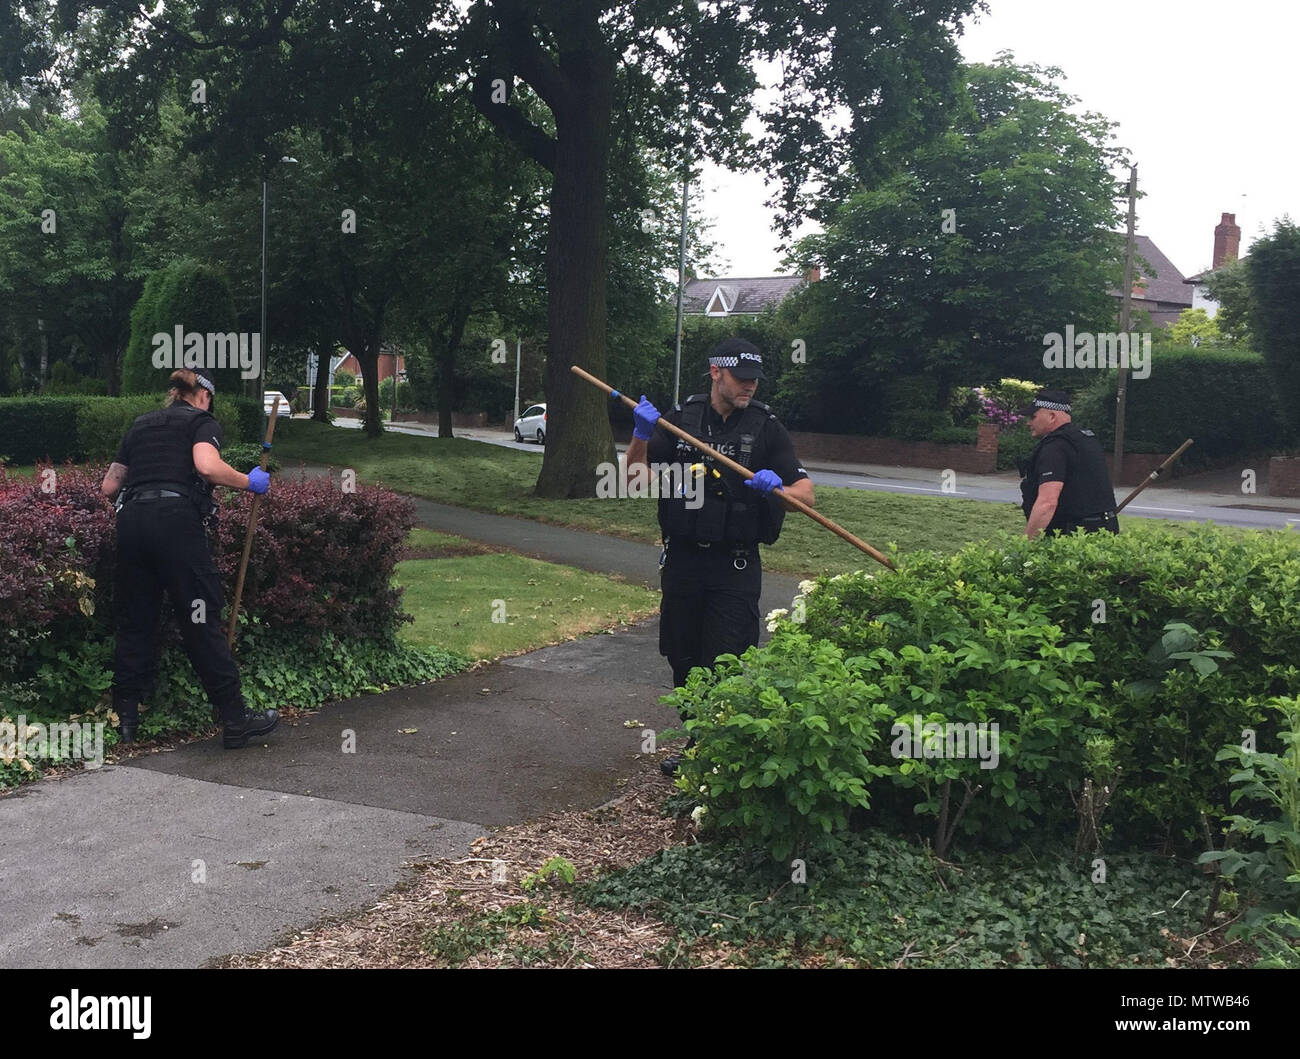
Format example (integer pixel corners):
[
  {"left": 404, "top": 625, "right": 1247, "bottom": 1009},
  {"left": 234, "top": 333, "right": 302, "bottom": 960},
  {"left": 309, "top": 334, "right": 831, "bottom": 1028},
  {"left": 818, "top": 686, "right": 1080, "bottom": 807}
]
[{"left": 1114, "top": 165, "right": 1138, "bottom": 480}]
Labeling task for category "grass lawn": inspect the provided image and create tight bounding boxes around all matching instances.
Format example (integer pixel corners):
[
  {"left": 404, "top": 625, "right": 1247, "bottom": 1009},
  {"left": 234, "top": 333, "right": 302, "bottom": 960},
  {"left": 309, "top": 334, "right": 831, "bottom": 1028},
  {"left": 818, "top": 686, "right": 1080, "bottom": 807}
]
[
  {"left": 275, "top": 419, "right": 1210, "bottom": 577},
  {"left": 395, "top": 529, "right": 659, "bottom": 661}
]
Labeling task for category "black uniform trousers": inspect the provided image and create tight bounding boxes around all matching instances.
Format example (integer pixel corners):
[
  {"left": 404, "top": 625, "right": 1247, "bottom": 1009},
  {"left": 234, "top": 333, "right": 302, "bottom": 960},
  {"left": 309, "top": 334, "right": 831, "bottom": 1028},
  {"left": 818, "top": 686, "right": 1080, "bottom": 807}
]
[
  {"left": 659, "top": 541, "right": 762, "bottom": 690},
  {"left": 112, "top": 497, "right": 245, "bottom": 725}
]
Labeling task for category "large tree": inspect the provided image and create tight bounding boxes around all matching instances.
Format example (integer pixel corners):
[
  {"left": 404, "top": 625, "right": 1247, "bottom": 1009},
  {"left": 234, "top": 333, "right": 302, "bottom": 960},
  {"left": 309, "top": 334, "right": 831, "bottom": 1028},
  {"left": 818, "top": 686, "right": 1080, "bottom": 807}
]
[
  {"left": 5, "top": 0, "right": 979, "bottom": 490},
  {"left": 781, "top": 56, "right": 1129, "bottom": 432},
  {"left": 0, "top": 94, "right": 144, "bottom": 392},
  {"left": 1202, "top": 257, "right": 1254, "bottom": 348}
]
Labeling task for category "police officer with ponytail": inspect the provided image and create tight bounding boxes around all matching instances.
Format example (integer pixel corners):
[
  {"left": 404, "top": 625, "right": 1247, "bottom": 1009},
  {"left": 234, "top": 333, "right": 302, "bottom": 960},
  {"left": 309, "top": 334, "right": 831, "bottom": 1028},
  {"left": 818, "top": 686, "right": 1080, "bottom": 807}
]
[
  {"left": 1018, "top": 388, "right": 1120, "bottom": 539},
  {"left": 625, "top": 339, "right": 814, "bottom": 771},
  {"left": 99, "top": 369, "right": 279, "bottom": 748}
]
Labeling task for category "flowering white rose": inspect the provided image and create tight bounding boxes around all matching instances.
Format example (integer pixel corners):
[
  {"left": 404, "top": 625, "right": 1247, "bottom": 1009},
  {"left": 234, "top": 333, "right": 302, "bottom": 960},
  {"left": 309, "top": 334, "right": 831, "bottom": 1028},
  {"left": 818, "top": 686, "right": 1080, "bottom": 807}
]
[{"left": 690, "top": 805, "right": 708, "bottom": 825}]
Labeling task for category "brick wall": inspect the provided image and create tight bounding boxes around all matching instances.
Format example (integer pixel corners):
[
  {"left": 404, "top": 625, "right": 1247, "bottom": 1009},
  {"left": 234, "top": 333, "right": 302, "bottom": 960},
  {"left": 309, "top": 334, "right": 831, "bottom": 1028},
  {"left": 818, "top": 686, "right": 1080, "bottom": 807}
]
[
  {"left": 396, "top": 411, "right": 488, "bottom": 428},
  {"left": 788, "top": 423, "right": 998, "bottom": 473}
]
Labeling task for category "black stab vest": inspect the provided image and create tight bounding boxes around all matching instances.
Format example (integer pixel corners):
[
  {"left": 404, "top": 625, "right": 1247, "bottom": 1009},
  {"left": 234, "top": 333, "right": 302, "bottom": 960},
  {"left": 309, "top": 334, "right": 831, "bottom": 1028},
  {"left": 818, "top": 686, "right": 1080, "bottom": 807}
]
[
  {"left": 120, "top": 404, "right": 218, "bottom": 516},
  {"left": 1019, "top": 423, "right": 1115, "bottom": 530},
  {"left": 657, "top": 394, "right": 786, "bottom": 547}
]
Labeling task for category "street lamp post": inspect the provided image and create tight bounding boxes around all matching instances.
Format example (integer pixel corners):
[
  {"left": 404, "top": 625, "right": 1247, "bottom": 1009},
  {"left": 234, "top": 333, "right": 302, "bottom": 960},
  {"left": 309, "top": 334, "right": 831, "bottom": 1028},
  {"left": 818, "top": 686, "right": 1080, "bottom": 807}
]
[{"left": 259, "top": 156, "right": 298, "bottom": 415}]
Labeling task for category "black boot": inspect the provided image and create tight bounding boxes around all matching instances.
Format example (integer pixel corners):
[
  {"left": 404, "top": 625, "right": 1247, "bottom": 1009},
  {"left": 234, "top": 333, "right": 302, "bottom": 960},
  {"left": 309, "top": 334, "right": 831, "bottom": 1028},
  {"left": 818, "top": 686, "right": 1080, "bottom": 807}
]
[
  {"left": 660, "top": 735, "right": 696, "bottom": 776},
  {"left": 114, "top": 697, "right": 139, "bottom": 745},
  {"left": 223, "top": 708, "right": 279, "bottom": 749}
]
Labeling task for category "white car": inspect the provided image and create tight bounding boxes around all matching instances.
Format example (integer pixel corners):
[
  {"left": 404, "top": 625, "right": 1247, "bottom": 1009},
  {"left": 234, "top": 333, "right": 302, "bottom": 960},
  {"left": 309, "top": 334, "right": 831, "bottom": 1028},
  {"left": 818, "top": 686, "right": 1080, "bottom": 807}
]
[
  {"left": 263, "top": 390, "right": 291, "bottom": 418},
  {"left": 514, "top": 403, "right": 547, "bottom": 444}
]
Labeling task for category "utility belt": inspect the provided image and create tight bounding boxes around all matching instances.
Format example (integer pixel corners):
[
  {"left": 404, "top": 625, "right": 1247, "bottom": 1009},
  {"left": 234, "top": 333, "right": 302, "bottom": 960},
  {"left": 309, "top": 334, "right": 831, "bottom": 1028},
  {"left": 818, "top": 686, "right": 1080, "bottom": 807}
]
[
  {"left": 663, "top": 536, "right": 756, "bottom": 571},
  {"left": 116, "top": 480, "right": 217, "bottom": 524},
  {"left": 1054, "top": 510, "right": 1119, "bottom": 534}
]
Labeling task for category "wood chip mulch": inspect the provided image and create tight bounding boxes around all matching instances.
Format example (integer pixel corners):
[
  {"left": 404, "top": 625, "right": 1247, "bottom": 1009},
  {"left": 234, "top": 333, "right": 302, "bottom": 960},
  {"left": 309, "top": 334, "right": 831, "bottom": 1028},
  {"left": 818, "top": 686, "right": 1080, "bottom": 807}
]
[{"left": 218, "top": 760, "right": 715, "bottom": 969}]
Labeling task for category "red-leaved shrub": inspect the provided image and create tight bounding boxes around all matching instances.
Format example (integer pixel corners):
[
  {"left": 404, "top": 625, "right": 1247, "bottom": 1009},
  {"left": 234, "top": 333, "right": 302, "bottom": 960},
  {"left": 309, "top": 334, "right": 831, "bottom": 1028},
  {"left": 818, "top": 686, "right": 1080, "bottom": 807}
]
[
  {"left": 210, "top": 470, "right": 416, "bottom": 642},
  {"left": 0, "top": 463, "right": 417, "bottom": 679},
  {"left": 0, "top": 464, "right": 116, "bottom": 673}
]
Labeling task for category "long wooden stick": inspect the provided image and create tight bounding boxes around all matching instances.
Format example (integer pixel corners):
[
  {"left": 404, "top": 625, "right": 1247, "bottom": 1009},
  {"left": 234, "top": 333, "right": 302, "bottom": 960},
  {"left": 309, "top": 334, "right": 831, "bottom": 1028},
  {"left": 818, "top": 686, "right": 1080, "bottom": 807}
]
[
  {"left": 571, "top": 365, "right": 895, "bottom": 570},
  {"left": 227, "top": 397, "right": 281, "bottom": 648},
  {"left": 1115, "top": 438, "right": 1194, "bottom": 514}
]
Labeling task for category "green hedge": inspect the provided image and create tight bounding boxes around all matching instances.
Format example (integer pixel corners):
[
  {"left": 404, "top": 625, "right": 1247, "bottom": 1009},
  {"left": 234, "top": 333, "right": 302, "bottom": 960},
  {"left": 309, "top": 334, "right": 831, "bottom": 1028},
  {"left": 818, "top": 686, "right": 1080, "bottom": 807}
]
[
  {"left": 1071, "top": 347, "right": 1291, "bottom": 459},
  {"left": 0, "top": 398, "right": 82, "bottom": 462},
  {"left": 671, "top": 525, "right": 1300, "bottom": 860},
  {"left": 0, "top": 395, "right": 261, "bottom": 463}
]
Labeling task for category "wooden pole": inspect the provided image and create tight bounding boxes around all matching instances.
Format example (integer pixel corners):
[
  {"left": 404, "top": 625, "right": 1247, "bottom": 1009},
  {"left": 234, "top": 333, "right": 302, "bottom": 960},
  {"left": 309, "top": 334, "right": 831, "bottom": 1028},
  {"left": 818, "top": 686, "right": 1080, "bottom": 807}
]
[
  {"left": 1115, "top": 438, "right": 1193, "bottom": 514},
  {"left": 571, "top": 365, "right": 896, "bottom": 570},
  {"left": 227, "top": 396, "right": 281, "bottom": 648}
]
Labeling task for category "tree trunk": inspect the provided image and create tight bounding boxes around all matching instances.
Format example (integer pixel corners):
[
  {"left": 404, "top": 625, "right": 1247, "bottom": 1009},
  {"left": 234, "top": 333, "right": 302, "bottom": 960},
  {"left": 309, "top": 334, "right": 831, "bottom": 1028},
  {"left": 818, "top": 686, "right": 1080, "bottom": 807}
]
[
  {"left": 433, "top": 293, "right": 473, "bottom": 438},
  {"left": 533, "top": 51, "right": 617, "bottom": 498},
  {"left": 311, "top": 354, "right": 331, "bottom": 422},
  {"left": 357, "top": 335, "right": 383, "bottom": 437},
  {"left": 436, "top": 331, "right": 456, "bottom": 438}
]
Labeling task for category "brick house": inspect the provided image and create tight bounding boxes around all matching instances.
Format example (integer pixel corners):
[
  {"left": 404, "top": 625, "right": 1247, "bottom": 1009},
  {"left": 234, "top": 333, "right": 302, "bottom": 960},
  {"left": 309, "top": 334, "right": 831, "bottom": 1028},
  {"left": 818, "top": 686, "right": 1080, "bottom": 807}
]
[{"left": 1183, "top": 212, "right": 1245, "bottom": 318}]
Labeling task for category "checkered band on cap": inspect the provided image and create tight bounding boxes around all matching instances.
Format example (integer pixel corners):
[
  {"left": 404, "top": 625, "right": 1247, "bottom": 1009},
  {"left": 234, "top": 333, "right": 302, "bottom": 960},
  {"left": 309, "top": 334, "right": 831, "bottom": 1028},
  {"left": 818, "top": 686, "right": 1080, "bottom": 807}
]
[
  {"left": 194, "top": 372, "right": 216, "bottom": 395},
  {"left": 710, "top": 349, "right": 762, "bottom": 368},
  {"left": 1033, "top": 398, "right": 1070, "bottom": 412}
]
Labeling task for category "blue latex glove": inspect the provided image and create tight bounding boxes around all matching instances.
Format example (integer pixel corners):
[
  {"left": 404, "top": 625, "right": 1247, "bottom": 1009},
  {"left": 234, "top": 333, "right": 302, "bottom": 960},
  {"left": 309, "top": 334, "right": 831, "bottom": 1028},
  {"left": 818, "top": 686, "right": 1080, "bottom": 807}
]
[
  {"left": 633, "top": 395, "right": 661, "bottom": 440},
  {"left": 744, "top": 468, "right": 782, "bottom": 495},
  {"left": 247, "top": 467, "right": 270, "bottom": 494}
]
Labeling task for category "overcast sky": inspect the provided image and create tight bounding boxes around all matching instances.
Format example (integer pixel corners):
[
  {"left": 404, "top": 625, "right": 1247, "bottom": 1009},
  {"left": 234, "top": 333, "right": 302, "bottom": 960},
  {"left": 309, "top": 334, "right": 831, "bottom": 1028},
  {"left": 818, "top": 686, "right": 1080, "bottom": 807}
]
[{"left": 694, "top": 0, "right": 1297, "bottom": 280}]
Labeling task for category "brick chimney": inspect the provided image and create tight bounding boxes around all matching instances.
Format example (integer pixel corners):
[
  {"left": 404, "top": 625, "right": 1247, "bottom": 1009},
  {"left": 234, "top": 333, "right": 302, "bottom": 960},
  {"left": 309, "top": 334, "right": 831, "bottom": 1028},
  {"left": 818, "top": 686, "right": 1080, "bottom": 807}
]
[
  {"left": 803, "top": 265, "right": 821, "bottom": 283},
  {"left": 1213, "top": 212, "right": 1241, "bottom": 270}
]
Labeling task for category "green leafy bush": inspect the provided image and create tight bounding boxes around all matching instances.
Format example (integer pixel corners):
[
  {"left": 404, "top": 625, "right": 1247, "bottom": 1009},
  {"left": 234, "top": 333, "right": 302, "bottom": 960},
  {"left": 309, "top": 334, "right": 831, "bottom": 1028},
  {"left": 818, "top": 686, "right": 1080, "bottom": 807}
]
[
  {"left": 673, "top": 588, "right": 1102, "bottom": 860},
  {"left": 668, "top": 634, "right": 894, "bottom": 860},
  {"left": 378, "top": 377, "right": 414, "bottom": 413},
  {"left": 995, "top": 422, "right": 1036, "bottom": 470},
  {"left": 1200, "top": 696, "right": 1300, "bottom": 967},
  {"left": 927, "top": 424, "right": 978, "bottom": 445},
  {"left": 220, "top": 442, "right": 281, "bottom": 474},
  {"left": 797, "top": 526, "right": 1300, "bottom": 849}
]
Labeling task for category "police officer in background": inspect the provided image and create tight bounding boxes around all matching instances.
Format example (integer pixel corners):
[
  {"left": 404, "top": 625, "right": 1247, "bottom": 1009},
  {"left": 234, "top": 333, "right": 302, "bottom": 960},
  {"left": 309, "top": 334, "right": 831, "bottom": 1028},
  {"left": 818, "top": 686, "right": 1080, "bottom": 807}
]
[
  {"left": 625, "top": 338, "right": 814, "bottom": 772},
  {"left": 99, "top": 369, "right": 279, "bottom": 748},
  {"left": 1018, "top": 388, "right": 1119, "bottom": 539}
]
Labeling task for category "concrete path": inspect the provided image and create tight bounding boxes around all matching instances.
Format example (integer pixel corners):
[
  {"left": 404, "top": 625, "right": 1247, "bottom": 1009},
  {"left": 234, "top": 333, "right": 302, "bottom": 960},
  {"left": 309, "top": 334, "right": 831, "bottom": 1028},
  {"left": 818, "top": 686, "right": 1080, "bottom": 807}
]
[{"left": 2, "top": 493, "right": 807, "bottom": 968}]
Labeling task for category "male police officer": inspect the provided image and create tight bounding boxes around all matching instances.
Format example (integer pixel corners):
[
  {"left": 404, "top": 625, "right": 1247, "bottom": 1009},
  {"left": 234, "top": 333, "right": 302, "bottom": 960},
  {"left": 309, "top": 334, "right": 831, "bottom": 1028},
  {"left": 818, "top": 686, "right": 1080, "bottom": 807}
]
[
  {"left": 625, "top": 339, "right": 814, "bottom": 771},
  {"left": 99, "top": 369, "right": 279, "bottom": 749},
  {"left": 1018, "top": 388, "right": 1119, "bottom": 539}
]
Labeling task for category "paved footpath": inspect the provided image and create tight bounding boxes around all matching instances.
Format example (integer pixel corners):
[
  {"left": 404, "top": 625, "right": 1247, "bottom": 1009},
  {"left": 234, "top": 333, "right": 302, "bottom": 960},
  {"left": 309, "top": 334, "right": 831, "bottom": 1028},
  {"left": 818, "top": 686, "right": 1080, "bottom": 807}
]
[{"left": 0, "top": 495, "right": 803, "bottom": 969}]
